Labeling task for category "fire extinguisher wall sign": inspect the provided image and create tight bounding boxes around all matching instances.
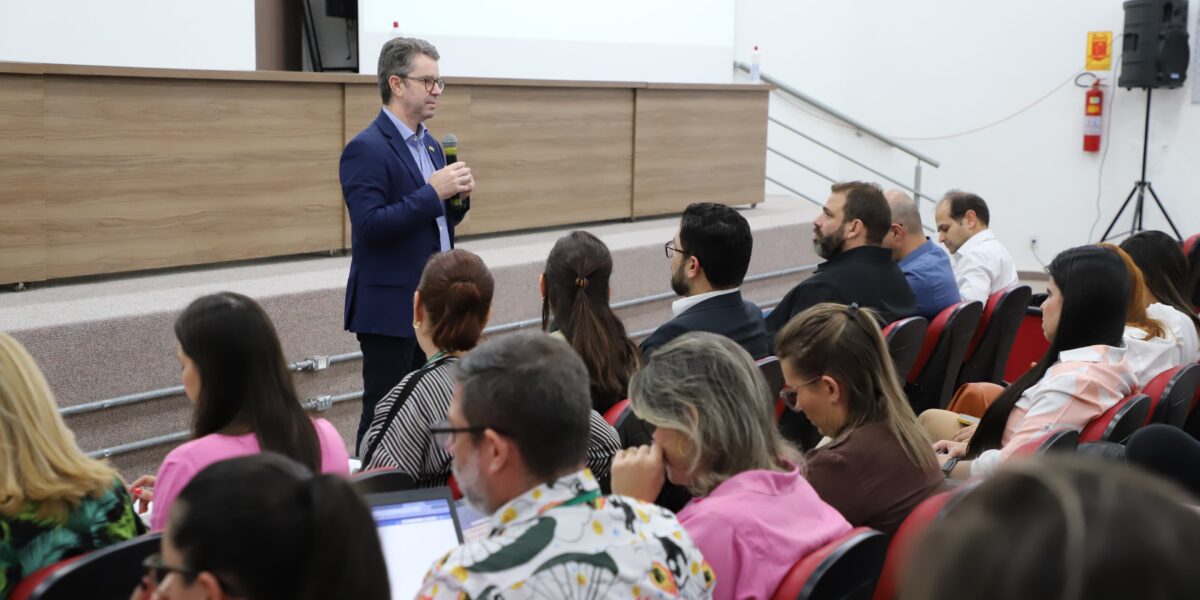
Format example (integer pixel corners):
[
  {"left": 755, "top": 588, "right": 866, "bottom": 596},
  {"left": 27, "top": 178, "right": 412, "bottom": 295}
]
[{"left": 1084, "top": 81, "right": 1103, "bottom": 152}]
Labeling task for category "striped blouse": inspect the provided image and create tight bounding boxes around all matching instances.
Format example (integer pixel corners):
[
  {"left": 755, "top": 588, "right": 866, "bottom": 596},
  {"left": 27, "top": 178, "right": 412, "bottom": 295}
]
[{"left": 360, "top": 357, "right": 621, "bottom": 486}]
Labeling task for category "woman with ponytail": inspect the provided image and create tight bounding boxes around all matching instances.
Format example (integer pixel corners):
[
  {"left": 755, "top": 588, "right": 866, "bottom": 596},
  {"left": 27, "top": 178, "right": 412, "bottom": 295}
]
[
  {"left": 130, "top": 453, "right": 389, "bottom": 600},
  {"left": 927, "top": 246, "right": 1137, "bottom": 479},
  {"left": 541, "top": 231, "right": 640, "bottom": 414},
  {"left": 773, "top": 303, "right": 941, "bottom": 535}
]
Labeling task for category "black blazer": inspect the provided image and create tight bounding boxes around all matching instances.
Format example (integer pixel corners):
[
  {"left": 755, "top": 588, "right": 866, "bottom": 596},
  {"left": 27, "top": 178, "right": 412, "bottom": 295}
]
[
  {"left": 640, "top": 290, "right": 769, "bottom": 360},
  {"left": 766, "top": 246, "right": 917, "bottom": 343}
]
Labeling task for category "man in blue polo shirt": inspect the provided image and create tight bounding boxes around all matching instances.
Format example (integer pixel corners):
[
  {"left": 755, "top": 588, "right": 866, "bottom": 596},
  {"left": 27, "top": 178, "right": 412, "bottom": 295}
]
[{"left": 883, "top": 190, "right": 960, "bottom": 319}]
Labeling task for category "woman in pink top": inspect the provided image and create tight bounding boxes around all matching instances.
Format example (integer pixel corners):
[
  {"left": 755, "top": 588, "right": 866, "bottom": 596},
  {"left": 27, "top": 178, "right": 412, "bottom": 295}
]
[
  {"left": 933, "top": 246, "right": 1136, "bottom": 478},
  {"left": 612, "top": 332, "right": 850, "bottom": 600},
  {"left": 129, "top": 292, "right": 349, "bottom": 531}
]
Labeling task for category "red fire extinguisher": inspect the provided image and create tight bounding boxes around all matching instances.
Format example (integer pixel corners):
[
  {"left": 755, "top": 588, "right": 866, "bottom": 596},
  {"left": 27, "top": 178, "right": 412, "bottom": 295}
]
[{"left": 1083, "top": 81, "right": 1103, "bottom": 152}]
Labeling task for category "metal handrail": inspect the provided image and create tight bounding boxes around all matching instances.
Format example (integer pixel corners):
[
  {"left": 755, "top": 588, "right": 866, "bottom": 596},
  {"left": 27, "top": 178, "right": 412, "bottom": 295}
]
[
  {"left": 64, "top": 264, "right": 820, "bottom": 420},
  {"left": 768, "top": 118, "right": 942, "bottom": 207},
  {"left": 85, "top": 294, "right": 793, "bottom": 459},
  {"left": 735, "top": 61, "right": 940, "bottom": 167}
]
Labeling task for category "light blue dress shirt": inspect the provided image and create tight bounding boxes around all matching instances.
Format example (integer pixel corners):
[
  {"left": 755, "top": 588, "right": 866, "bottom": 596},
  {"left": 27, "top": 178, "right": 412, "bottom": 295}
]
[
  {"left": 381, "top": 109, "right": 450, "bottom": 252},
  {"left": 898, "top": 238, "right": 961, "bottom": 319}
]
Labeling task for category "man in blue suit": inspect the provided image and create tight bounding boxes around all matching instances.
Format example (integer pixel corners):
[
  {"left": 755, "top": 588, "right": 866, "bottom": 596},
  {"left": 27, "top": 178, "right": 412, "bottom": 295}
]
[{"left": 341, "top": 37, "right": 474, "bottom": 448}]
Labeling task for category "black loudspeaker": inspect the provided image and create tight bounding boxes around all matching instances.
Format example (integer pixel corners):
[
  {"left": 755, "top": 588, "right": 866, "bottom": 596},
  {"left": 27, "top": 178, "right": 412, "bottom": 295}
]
[
  {"left": 1120, "top": 0, "right": 1191, "bottom": 89},
  {"left": 326, "top": 0, "right": 357, "bottom": 20}
]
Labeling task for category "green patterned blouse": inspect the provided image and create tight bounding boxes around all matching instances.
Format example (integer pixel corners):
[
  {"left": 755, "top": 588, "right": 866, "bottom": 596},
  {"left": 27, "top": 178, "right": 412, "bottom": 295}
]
[{"left": 0, "top": 480, "right": 145, "bottom": 599}]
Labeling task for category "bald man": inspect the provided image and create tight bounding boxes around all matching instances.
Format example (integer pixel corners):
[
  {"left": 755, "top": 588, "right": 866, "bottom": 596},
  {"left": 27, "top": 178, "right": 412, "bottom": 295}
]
[{"left": 882, "top": 190, "right": 961, "bottom": 319}]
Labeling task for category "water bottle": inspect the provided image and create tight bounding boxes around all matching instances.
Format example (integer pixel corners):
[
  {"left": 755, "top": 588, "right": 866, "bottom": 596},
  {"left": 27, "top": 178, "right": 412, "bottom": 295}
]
[{"left": 750, "top": 45, "right": 761, "bottom": 83}]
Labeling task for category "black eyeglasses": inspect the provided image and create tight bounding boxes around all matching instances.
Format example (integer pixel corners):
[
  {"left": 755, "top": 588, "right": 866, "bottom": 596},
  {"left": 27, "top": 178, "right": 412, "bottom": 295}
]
[
  {"left": 401, "top": 75, "right": 446, "bottom": 93},
  {"left": 142, "top": 554, "right": 241, "bottom": 594},
  {"left": 779, "top": 374, "right": 822, "bottom": 410},
  {"left": 429, "top": 419, "right": 505, "bottom": 450},
  {"left": 664, "top": 240, "right": 692, "bottom": 259}
]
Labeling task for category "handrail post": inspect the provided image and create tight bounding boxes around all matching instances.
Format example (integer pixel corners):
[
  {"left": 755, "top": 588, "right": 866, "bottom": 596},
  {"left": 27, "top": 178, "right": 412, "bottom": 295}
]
[{"left": 913, "top": 160, "right": 923, "bottom": 208}]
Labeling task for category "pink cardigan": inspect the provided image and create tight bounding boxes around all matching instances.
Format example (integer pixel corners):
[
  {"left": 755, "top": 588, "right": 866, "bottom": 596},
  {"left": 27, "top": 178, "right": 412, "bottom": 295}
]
[
  {"left": 149, "top": 418, "right": 349, "bottom": 531},
  {"left": 678, "top": 464, "right": 851, "bottom": 600}
]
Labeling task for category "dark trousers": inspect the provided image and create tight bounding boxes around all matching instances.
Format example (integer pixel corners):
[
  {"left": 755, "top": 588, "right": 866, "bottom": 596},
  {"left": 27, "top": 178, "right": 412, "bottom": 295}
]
[{"left": 356, "top": 333, "right": 425, "bottom": 452}]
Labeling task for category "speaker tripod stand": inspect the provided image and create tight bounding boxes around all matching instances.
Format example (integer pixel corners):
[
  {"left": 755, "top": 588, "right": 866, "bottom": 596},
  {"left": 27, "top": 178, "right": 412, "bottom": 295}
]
[{"left": 1100, "top": 88, "right": 1184, "bottom": 242}]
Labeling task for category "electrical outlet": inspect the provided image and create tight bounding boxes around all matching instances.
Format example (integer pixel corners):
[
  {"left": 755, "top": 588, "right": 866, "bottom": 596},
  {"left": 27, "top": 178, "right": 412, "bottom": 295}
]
[{"left": 1029, "top": 235, "right": 1039, "bottom": 249}]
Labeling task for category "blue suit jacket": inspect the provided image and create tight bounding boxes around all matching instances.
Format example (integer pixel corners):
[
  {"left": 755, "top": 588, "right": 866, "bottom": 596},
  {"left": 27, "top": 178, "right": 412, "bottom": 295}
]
[{"left": 340, "top": 110, "right": 470, "bottom": 338}]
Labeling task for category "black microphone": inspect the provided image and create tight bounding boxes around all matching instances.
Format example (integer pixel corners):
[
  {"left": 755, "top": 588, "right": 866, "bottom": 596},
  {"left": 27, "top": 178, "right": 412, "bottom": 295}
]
[{"left": 442, "top": 133, "right": 463, "bottom": 209}]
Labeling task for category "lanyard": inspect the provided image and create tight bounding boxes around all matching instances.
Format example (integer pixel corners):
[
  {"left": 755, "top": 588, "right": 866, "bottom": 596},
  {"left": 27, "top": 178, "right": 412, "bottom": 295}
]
[
  {"left": 425, "top": 349, "right": 449, "bottom": 365},
  {"left": 559, "top": 489, "right": 602, "bottom": 507}
]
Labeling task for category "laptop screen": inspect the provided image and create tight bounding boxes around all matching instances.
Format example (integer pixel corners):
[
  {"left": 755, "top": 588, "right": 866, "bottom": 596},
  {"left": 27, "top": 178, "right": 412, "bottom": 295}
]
[{"left": 368, "top": 489, "right": 464, "bottom": 598}]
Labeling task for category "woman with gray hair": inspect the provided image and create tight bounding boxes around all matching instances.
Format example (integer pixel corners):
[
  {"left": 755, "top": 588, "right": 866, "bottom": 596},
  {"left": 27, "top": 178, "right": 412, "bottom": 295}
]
[{"left": 612, "top": 332, "right": 850, "bottom": 600}]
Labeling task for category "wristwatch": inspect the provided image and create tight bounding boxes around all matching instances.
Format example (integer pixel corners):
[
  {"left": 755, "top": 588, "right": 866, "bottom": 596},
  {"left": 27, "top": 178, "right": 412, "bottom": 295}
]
[{"left": 941, "top": 457, "right": 960, "bottom": 477}]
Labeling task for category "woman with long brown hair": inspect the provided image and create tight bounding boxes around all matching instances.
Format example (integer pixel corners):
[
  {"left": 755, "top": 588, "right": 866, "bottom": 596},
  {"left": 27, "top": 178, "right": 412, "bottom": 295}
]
[{"left": 541, "top": 231, "right": 640, "bottom": 414}]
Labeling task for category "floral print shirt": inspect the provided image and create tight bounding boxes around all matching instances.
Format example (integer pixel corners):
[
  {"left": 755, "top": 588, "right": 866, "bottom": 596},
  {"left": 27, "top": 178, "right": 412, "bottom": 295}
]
[
  {"left": 0, "top": 480, "right": 145, "bottom": 598},
  {"left": 417, "top": 469, "right": 714, "bottom": 600}
]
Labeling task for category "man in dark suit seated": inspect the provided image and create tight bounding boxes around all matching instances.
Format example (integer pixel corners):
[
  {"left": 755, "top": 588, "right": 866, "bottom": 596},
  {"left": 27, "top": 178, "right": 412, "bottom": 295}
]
[
  {"left": 766, "top": 181, "right": 917, "bottom": 343},
  {"left": 641, "top": 203, "right": 768, "bottom": 359}
]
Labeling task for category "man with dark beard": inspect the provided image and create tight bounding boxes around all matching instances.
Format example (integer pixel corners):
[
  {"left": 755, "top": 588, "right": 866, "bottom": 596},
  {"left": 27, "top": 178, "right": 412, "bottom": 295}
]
[
  {"left": 765, "top": 181, "right": 917, "bottom": 345},
  {"left": 640, "top": 203, "right": 768, "bottom": 359}
]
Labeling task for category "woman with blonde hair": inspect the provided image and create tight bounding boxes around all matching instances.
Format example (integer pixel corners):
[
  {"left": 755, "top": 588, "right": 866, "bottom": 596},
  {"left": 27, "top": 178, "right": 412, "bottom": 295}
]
[
  {"left": 0, "top": 332, "right": 144, "bottom": 596},
  {"left": 612, "top": 332, "right": 849, "bottom": 600},
  {"left": 774, "top": 302, "right": 941, "bottom": 535}
]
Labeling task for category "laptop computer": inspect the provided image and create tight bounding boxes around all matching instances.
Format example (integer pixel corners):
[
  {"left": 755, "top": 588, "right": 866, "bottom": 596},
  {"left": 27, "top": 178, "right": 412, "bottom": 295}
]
[{"left": 365, "top": 487, "right": 465, "bottom": 598}]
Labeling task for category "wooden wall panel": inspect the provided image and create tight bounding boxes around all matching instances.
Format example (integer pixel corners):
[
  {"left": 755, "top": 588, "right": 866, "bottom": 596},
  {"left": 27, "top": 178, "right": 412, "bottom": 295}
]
[
  {"left": 39, "top": 77, "right": 345, "bottom": 279},
  {"left": 0, "top": 74, "right": 47, "bottom": 285},
  {"left": 458, "top": 86, "right": 633, "bottom": 235},
  {"left": 632, "top": 89, "right": 768, "bottom": 217}
]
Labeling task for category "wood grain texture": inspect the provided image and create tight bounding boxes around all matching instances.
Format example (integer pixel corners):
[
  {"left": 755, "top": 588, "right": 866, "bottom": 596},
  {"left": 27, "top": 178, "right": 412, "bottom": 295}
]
[
  {"left": 0, "top": 74, "right": 47, "bottom": 284},
  {"left": 632, "top": 89, "right": 768, "bottom": 217},
  {"left": 39, "top": 76, "right": 345, "bottom": 279},
  {"left": 343, "top": 84, "right": 634, "bottom": 237}
]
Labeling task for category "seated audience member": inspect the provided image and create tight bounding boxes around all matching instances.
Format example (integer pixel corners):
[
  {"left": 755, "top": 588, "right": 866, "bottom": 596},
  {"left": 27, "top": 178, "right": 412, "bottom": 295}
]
[
  {"left": 774, "top": 303, "right": 941, "bottom": 536},
  {"left": 1102, "top": 243, "right": 1189, "bottom": 383},
  {"left": 130, "top": 454, "right": 389, "bottom": 600},
  {"left": 1126, "top": 424, "right": 1200, "bottom": 500},
  {"left": 902, "top": 457, "right": 1200, "bottom": 600},
  {"left": 922, "top": 246, "right": 1136, "bottom": 479},
  {"left": 766, "top": 181, "right": 916, "bottom": 341},
  {"left": 362, "top": 248, "right": 619, "bottom": 484},
  {"left": 934, "top": 190, "right": 1018, "bottom": 304},
  {"left": 541, "top": 231, "right": 640, "bottom": 415},
  {"left": 882, "top": 189, "right": 960, "bottom": 319},
  {"left": 1120, "top": 230, "right": 1200, "bottom": 360},
  {"left": 131, "top": 292, "right": 350, "bottom": 531},
  {"left": 642, "top": 202, "right": 768, "bottom": 359},
  {"left": 613, "top": 332, "right": 850, "bottom": 600},
  {"left": 419, "top": 332, "right": 714, "bottom": 599},
  {"left": 0, "top": 332, "right": 144, "bottom": 597}
]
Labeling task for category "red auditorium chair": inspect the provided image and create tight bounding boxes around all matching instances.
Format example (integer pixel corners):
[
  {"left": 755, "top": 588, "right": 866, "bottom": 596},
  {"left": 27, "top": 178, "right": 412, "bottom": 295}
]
[
  {"left": 1079, "top": 393, "right": 1151, "bottom": 444},
  {"left": 15, "top": 533, "right": 161, "bottom": 600},
  {"left": 1010, "top": 427, "right": 1080, "bottom": 458},
  {"left": 1140, "top": 364, "right": 1200, "bottom": 427},
  {"left": 771, "top": 527, "right": 888, "bottom": 600},
  {"left": 904, "top": 301, "right": 983, "bottom": 412},
  {"left": 881, "top": 317, "right": 928, "bottom": 381},
  {"left": 957, "top": 286, "right": 1032, "bottom": 386},
  {"left": 351, "top": 468, "right": 418, "bottom": 495},
  {"left": 1001, "top": 304, "right": 1050, "bottom": 382},
  {"left": 603, "top": 398, "right": 633, "bottom": 428},
  {"left": 872, "top": 482, "right": 980, "bottom": 600},
  {"left": 9, "top": 557, "right": 82, "bottom": 600}
]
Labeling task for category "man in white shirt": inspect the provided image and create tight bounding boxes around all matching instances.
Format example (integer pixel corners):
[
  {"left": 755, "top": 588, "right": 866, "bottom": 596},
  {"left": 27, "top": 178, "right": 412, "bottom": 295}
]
[{"left": 935, "top": 190, "right": 1018, "bottom": 304}]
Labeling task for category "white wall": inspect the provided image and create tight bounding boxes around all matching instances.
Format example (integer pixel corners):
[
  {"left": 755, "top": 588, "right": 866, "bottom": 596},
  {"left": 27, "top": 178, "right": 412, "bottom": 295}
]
[
  {"left": 0, "top": 0, "right": 256, "bottom": 71},
  {"left": 737, "top": 0, "right": 1200, "bottom": 272},
  {"left": 357, "top": 0, "right": 735, "bottom": 82}
]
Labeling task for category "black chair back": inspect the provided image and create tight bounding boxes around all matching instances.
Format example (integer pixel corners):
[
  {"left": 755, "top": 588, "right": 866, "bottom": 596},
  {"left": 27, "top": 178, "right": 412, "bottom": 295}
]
[
  {"left": 30, "top": 534, "right": 161, "bottom": 600},
  {"left": 883, "top": 317, "right": 928, "bottom": 381},
  {"left": 958, "top": 286, "right": 1032, "bottom": 385},
  {"left": 351, "top": 469, "right": 418, "bottom": 495}
]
